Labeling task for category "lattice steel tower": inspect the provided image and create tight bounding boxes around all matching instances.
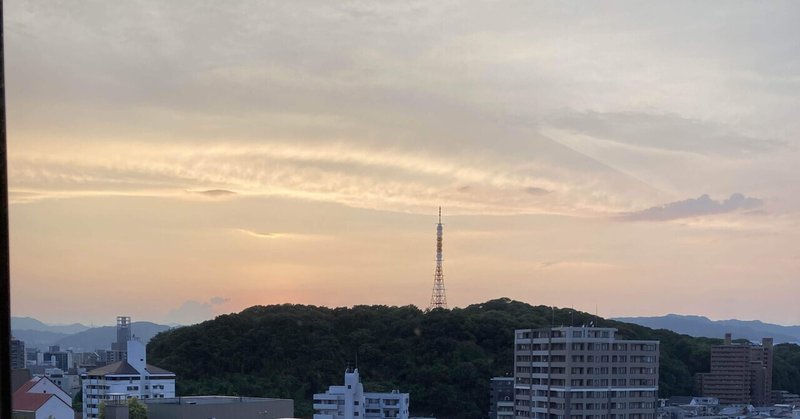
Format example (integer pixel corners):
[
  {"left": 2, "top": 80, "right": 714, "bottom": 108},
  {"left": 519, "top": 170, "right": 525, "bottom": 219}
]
[{"left": 428, "top": 207, "right": 448, "bottom": 310}]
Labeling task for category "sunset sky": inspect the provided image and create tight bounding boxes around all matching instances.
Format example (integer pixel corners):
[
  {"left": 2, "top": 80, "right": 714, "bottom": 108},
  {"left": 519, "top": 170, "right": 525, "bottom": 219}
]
[{"left": 6, "top": 1, "right": 800, "bottom": 326}]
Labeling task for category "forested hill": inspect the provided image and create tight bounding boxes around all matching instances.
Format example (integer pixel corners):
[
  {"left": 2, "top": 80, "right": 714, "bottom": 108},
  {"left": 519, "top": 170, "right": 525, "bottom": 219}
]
[{"left": 147, "top": 298, "right": 800, "bottom": 419}]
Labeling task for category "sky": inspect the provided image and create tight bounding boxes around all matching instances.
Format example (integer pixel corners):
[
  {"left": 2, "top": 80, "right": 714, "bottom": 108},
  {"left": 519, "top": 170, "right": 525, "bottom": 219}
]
[{"left": 6, "top": 1, "right": 800, "bottom": 326}]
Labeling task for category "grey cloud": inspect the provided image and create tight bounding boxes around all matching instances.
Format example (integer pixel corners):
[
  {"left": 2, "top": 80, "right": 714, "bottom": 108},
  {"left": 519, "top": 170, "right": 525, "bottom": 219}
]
[
  {"left": 165, "top": 300, "right": 214, "bottom": 325},
  {"left": 192, "top": 189, "right": 238, "bottom": 197},
  {"left": 524, "top": 187, "right": 550, "bottom": 196},
  {"left": 620, "top": 193, "right": 763, "bottom": 222},
  {"left": 166, "top": 297, "right": 228, "bottom": 324},
  {"left": 550, "top": 111, "right": 785, "bottom": 157}
]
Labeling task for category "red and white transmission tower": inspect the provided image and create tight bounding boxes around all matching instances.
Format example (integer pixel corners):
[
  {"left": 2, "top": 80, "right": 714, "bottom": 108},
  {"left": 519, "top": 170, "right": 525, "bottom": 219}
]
[{"left": 428, "top": 207, "right": 447, "bottom": 310}]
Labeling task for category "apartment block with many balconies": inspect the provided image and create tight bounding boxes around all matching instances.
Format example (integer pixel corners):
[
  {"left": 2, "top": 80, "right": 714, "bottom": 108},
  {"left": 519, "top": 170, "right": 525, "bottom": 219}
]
[
  {"left": 695, "top": 333, "right": 773, "bottom": 406},
  {"left": 514, "top": 327, "right": 659, "bottom": 419}
]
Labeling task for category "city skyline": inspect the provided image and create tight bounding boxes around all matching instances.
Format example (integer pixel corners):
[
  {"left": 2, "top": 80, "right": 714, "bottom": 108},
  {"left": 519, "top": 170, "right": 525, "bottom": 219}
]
[{"left": 6, "top": 1, "right": 800, "bottom": 325}]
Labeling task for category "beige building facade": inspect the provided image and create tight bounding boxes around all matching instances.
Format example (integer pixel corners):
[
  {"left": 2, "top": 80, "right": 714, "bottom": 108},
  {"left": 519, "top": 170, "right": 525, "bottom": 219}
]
[{"left": 514, "top": 327, "right": 659, "bottom": 419}]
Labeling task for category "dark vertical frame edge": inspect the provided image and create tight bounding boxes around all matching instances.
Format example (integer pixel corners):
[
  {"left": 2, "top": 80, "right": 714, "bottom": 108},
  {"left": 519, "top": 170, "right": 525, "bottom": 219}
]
[{"left": 0, "top": 0, "right": 12, "bottom": 416}]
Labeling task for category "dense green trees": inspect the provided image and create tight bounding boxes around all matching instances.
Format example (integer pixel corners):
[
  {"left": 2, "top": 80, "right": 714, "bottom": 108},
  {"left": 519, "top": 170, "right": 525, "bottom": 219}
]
[
  {"left": 147, "top": 298, "right": 799, "bottom": 419},
  {"left": 774, "top": 343, "right": 800, "bottom": 395}
]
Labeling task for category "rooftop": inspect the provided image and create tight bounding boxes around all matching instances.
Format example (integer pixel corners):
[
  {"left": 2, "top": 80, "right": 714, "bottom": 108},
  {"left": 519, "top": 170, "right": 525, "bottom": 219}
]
[
  {"left": 85, "top": 360, "right": 175, "bottom": 377},
  {"left": 145, "top": 396, "right": 288, "bottom": 405},
  {"left": 12, "top": 392, "right": 54, "bottom": 412}
]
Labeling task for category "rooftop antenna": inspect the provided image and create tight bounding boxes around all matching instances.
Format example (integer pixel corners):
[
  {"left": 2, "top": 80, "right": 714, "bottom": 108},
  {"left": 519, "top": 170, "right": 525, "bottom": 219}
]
[{"left": 428, "top": 207, "right": 448, "bottom": 310}]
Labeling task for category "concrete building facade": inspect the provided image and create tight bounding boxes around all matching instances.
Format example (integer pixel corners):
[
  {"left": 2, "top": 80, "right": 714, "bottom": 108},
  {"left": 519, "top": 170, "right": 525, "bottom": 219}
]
[
  {"left": 491, "top": 377, "right": 515, "bottom": 419},
  {"left": 145, "top": 396, "right": 294, "bottom": 419},
  {"left": 81, "top": 340, "right": 176, "bottom": 419},
  {"left": 314, "top": 368, "right": 410, "bottom": 419},
  {"left": 45, "top": 368, "right": 82, "bottom": 398},
  {"left": 514, "top": 327, "right": 659, "bottom": 419},
  {"left": 11, "top": 338, "right": 25, "bottom": 369},
  {"left": 695, "top": 334, "right": 773, "bottom": 406},
  {"left": 42, "top": 346, "right": 72, "bottom": 371}
]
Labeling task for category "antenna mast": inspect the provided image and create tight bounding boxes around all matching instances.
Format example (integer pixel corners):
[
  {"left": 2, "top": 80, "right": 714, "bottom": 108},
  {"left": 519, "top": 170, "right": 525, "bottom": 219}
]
[{"left": 428, "top": 207, "right": 448, "bottom": 310}]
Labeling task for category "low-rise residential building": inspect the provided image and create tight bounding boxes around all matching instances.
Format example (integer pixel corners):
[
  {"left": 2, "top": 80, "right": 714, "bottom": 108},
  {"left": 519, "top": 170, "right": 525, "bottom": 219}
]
[
  {"left": 773, "top": 390, "right": 800, "bottom": 406},
  {"left": 80, "top": 339, "right": 176, "bottom": 419},
  {"left": 12, "top": 376, "right": 75, "bottom": 419},
  {"left": 145, "top": 396, "right": 294, "bottom": 419},
  {"left": 314, "top": 367, "right": 410, "bottom": 419},
  {"left": 45, "top": 368, "right": 82, "bottom": 398}
]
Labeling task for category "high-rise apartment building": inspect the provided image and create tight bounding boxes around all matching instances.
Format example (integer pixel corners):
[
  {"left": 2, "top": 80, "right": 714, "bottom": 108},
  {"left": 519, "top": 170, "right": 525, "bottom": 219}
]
[
  {"left": 695, "top": 333, "right": 773, "bottom": 406},
  {"left": 10, "top": 337, "right": 25, "bottom": 369},
  {"left": 514, "top": 327, "right": 659, "bottom": 419}
]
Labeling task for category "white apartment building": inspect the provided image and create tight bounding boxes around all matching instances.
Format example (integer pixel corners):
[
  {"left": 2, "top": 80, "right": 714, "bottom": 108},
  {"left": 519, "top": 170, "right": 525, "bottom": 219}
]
[
  {"left": 81, "top": 340, "right": 176, "bottom": 419},
  {"left": 314, "top": 368, "right": 410, "bottom": 419}
]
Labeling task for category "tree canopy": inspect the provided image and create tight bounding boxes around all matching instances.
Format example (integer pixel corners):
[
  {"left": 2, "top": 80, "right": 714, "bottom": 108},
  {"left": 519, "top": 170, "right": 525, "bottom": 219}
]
[{"left": 148, "top": 298, "right": 798, "bottom": 419}]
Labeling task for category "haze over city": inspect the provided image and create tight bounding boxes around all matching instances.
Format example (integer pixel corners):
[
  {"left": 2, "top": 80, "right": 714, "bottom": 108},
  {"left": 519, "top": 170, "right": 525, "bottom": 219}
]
[{"left": 6, "top": 1, "right": 800, "bottom": 325}]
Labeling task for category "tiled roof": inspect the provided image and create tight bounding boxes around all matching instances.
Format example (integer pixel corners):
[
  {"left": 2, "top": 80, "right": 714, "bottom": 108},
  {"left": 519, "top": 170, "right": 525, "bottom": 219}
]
[
  {"left": 12, "top": 376, "right": 73, "bottom": 413},
  {"left": 14, "top": 377, "right": 41, "bottom": 395},
  {"left": 86, "top": 361, "right": 140, "bottom": 376},
  {"left": 86, "top": 361, "right": 175, "bottom": 376},
  {"left": 145, "top": 364, "right": 175, "bottom": 375},
  {"left": 13, "top": 391, "right": 53, "bottom": 413}
]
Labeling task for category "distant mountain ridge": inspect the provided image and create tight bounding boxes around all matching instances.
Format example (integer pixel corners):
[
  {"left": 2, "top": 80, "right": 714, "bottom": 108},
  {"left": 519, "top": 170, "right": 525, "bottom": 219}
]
[
  {"left": 11, "top": 329, "right": 70, "bottom": 349},
  {"left": 54, "top": 321, "right": 173, "bottom": 351},
  {"left": 11, "top": 316, "right": 90, "bottom": 334},
  {"left": 11, "top": 317, "right": 174, "bottom": 351},
  {"left": 612, "top": 314, "right": 800, "bottom": 344}
]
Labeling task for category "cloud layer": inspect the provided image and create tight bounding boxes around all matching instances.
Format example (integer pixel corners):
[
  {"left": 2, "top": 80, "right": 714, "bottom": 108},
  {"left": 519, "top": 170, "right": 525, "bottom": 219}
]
[
  {"left": 165, "top": 297, "right": 229, "bottom": 325},
  {"left": 621, "top": 193, "right": 763, "bottom": 222},
  {"left": 8, "top": 140, "right": 662, "bottom": 216},
  {"left": 6, "top": 1, "right": 800, "bottom": 325}
]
